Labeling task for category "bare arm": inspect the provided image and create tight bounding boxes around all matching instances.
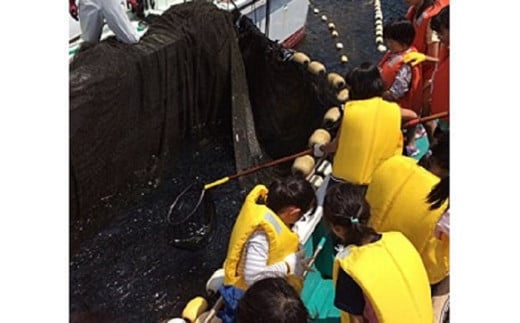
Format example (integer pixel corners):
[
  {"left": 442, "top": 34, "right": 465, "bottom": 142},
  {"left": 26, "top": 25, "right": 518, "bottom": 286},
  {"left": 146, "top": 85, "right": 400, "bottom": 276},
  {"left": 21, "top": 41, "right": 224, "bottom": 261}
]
[{"left": 400, "top": 108, "right": 418, "bottom": 122}]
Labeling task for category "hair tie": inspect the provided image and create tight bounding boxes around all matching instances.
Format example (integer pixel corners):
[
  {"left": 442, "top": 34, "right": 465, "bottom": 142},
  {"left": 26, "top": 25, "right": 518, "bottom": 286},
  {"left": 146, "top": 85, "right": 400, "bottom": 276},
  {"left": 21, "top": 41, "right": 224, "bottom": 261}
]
[{"left": 350, "top": 205, "right": 363, "bottom": 224}]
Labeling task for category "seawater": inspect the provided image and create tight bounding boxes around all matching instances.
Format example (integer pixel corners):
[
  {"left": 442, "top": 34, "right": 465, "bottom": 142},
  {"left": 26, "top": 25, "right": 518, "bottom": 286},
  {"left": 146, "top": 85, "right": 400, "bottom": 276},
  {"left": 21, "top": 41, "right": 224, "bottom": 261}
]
[{"left": 69, "top": 1, "right": 407, "bottom": 322}]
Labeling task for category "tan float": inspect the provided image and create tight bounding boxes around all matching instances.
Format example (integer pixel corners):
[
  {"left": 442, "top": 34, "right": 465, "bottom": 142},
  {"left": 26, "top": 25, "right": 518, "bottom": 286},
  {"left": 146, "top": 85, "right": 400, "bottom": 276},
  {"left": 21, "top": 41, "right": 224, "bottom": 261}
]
[
  {"left": 327, "top": 22, "right": 336, "bottom": 30},
  {"left": 292, "top": 52, "right": 310, "bottom": 66},
  {"left": 323, "top": 106, "right": 341, "bottom": 124},
  {"left": 340, "top": 55, "right": 349, "bottom": 63},
  {"left": 336, "top": 88, "right": 349, "bottom": 103},
  {"left": 308, "top": 128, "right": 332, "bottom": 147},
  {"left": 331, "top": 30, "right": 339, "bottom": 37},
  {"left": 327, "top": 73, "right": 346, "bottom": 89},
  {"left": 307, "top": 61, "right": 326, "bottom": 76},
  {"left": 292, "top": 155, "right": 316, "bottom": 177}
]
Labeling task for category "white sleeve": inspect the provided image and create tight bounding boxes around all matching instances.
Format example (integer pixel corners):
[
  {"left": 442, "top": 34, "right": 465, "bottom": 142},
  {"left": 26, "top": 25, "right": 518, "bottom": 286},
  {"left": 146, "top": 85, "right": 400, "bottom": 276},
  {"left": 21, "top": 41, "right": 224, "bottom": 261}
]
[
  {"left": 102, "top": 0, "right": 140, "bottom": 44},
  {"left": 243, "top": 231, "right": 289, "bottom": 287},
  {"left": 435, "top": 209, "right": 450, "bottom": 237}
]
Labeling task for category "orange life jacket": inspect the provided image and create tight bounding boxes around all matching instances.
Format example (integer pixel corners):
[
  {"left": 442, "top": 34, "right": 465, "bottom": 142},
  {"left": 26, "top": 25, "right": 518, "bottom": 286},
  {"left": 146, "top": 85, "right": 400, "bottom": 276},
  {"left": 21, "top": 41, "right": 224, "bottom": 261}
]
[
  {"left": 430, "top": 52, "right": 449, "bottom": 121},
  {"left": 406, "top": 0, "right": 449, "bottom": 81},
  {"left": 406, "top": 0, "right": 449, "bottom": 54},
  {"left": 378, "top": 47, "right": 423, "bottom": 114}
]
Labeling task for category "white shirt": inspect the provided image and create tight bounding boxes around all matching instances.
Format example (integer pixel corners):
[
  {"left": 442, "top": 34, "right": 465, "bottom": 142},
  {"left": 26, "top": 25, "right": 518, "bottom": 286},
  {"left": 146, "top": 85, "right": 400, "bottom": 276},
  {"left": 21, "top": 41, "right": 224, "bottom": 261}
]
[{"left": 241, "top": 231, "right": 288, "bottom": 287}]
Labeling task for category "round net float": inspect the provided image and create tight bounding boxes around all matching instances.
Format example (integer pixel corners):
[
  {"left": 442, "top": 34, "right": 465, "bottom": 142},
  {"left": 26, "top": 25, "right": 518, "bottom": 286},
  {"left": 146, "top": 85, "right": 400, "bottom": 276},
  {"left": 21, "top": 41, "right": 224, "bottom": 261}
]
[
  {"left": 336, "top": 42, "right": 344, "bottom": 50},
  {"left": 309, "top": 128, "right": 332, "bottom": 147},
  {"left": 336, "top": 88, "right": 349, "bottom": 103},
  {"left": 375, "top": 25, "right": 383, "bottom": 32},
  {"left": 331, "top": 30, "right": 339, "bottom": 37},
  {"left": 327, "top": 72, "right": 346, "bottom": 89},
  {"left": 375, "top": 12, "right": 383, "bottom": 20},
  {"left": 292, "top": 52, "right": 310, "bottom": 66},
  {"left": 323, "top": 106, "right": 341, "bottom": 125},
  {"left": 307, "top": 61, "right": 326, "bottom": 76},
  {"left": 375, "top": 36, "right": 384, "bottom": 43},
  {"left": 313, "top": 8, "right": 319, "bottom": 14},
  {"left": 377, "top": 44, "right": 387, "bottom": 52},
  {"left": 292, "top": 155, "right": 316, "bottom": 177},
  {"left": 374, "top": 15, "right": 383, "bottom": 21},
  {"left": 182, "top": 297, "right": 208, "bottom": 323},
  {"left": 321, "top": 15, "right": 328, "bottom": 21},
  {"left": 340, "top": 55, "right": 349, "bottom": 63},
  {"left": 327, "top": 22, "right": 336, "bottom": 30},
  {"left": 375, "top": 30, "right": 383, "bottom": 37}
]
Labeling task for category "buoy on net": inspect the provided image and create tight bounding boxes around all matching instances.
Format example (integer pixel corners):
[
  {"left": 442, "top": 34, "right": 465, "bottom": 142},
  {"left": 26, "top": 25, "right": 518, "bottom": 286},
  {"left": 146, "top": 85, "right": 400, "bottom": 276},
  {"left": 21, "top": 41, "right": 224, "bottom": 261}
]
[
  {"left": 308, "top": 128, "right": 332, "bottom": 147},
  {"left": 327, "top": 72, "right": 346, "bottom": 89},
  {"left": 323, "top": 106, "right": 342, "bottom": 125},
  {"left": 307, "top": 61, "right": 326, "bottom": 76},
  {"left": 292, "top": 155, "right": 316, "bottom": 177},
  {"left": 336, "top": 88, "right": 349, "bottom": 103},
  {"left": 292, "top": 52, "right": 310, "bottom": 66}
]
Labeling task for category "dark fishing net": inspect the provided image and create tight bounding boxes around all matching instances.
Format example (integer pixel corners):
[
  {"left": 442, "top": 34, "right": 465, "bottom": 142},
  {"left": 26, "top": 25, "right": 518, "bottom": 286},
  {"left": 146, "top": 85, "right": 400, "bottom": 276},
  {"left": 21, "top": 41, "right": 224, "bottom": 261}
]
[
  {"left": 232, "top": 15, "right": 336, "bottom": 187},
  {"left": 70, "top": 2, "right": 334, "bottom": 250},
  {"left": 70, "top": 2, "right": 238, "bottom": 249}
]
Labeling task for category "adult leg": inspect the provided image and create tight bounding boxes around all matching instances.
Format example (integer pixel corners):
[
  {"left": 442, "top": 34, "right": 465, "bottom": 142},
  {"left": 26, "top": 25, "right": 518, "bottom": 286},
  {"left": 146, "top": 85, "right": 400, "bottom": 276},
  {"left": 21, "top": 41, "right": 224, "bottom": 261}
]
[
  {"left": 78, "top": 0, "right": 104, "bottom": 44},
  {"left": 102, "top": 0, "right": 140, "bottom": 44}
]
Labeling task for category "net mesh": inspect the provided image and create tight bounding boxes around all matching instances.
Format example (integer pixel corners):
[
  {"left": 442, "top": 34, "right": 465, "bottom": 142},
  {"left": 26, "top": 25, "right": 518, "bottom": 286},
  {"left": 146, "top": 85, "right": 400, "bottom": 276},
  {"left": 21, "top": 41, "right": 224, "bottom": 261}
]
[{"left": 70, "top": 2, "right": 333, "bottom": 247}]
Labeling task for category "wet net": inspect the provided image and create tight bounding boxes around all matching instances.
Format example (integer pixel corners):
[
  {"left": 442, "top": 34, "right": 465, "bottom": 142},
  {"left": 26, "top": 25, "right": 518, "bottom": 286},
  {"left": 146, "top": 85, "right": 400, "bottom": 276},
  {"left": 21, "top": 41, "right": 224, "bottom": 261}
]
[
  {"left": 70, "top": 2, "right": 238, "bottom": 247},
  {"left": 70, "top": 2, "right": 332, "bottom": 249}
]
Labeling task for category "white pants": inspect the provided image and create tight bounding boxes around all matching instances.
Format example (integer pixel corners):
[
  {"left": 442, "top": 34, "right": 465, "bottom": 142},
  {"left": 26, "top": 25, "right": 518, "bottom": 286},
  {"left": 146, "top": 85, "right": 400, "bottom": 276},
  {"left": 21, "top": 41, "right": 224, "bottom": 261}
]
[{"left": 78, "top": 0, "right": 140, "bottom": 44}]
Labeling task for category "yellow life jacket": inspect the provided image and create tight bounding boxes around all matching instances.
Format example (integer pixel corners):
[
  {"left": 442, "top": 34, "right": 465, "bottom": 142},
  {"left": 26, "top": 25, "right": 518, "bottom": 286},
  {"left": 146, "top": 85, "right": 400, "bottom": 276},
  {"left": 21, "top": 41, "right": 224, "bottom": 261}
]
[
  {"left": 223, "top": 185, "right": 300, "bottom": 290},
  {"left": 332, "top": 97, "right": 403, "bottom": 185},
  {"left": 366, "top": 155, "right": 449, "bottom": 284},
  {"left": 333, "top": 232, "right": 433, "bottom": 323}
]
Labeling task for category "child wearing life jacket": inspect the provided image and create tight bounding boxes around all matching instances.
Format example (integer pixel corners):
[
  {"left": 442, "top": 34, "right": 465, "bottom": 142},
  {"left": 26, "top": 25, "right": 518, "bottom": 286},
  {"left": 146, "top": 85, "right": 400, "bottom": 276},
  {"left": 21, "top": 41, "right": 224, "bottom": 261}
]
[
  {"left": 324, "top": 183, "right": 433, "bottom": 323},
  {"left": 365, "top": 154, "right": 449, "bottom": 285},
  {"left": 315, "top": 63, "right": 417, "bottom": 194},
  {"left": 218, "top": 175, "right": 316, "bottom": 323},
  {"left": 236, "top": 277, "right": 309, "bottom": 323},
  {"left": 428, "top": 5, "right": 450, "bottom": 139},
  {"left": 405, "top": 0, "right": 449, "bottom": 83},
  {"left": 378, "top": 18, "right": 424, "bottom": 157},
  {"left": 403, "top": 6, "right": 450, "bottom": 145}
]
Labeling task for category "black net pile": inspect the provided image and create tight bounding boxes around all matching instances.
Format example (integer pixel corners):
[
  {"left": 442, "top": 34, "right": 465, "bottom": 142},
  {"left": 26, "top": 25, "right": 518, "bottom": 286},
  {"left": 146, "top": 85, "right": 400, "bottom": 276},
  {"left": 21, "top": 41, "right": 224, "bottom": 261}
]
[
  {"left": 70, "top": 2, "right": 332, "bottom": 249},
  {"left": 231, "top": 15, "right": 334, "bottom": 187},
  {"left": 70, "top": 2, "right": 238, "bottom": 246}
]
